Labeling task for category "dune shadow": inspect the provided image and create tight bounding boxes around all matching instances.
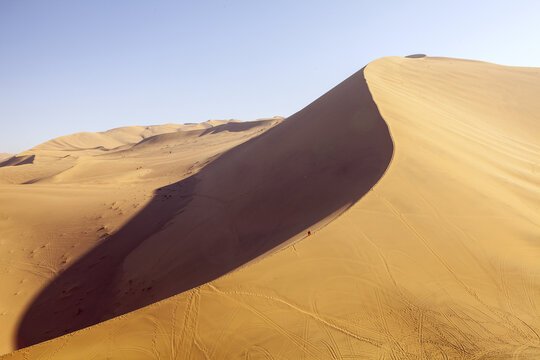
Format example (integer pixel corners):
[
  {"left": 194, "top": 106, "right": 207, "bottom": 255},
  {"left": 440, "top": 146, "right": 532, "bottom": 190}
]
[
  {"left": 0, "top": 154, "right": 35, "bottom": 167},
  {"left": 405, "top": 53, "right": 427, "bottom": 58},
  {"left": 16, "top": 68, "right": 394, "bottom": 349},
  {"left": 198, "top": 120, "right": 273, "bottom": 136}
]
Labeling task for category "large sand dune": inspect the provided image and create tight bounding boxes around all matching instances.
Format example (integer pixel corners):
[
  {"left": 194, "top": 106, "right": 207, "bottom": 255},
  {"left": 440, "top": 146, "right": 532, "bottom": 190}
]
[{"left": 1, "top": 56, "right": 539, "bottom": 359}]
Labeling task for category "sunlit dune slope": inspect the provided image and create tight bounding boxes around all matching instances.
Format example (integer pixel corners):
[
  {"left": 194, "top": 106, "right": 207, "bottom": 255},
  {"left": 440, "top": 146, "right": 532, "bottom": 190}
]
[{"left": 3, "top": 56, "right": 540, "bottom": 359}]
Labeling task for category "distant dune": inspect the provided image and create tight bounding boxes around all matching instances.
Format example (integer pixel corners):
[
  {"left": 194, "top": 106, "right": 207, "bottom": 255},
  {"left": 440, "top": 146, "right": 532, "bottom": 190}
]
[
  {"left": 31, "top": 120, "right": 244, "bottom": 152},
  {"left": 1, "top": 57, "right": 539, "bottom": 359}
]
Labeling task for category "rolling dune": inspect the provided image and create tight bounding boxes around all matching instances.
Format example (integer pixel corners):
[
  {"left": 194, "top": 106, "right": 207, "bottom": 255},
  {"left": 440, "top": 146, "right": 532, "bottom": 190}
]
[
  {"left": 1, "top": 56, "right": 539, "bottom": 359},
  {"left": 0, "top": 118, "right": 283, "bottom": 354}
]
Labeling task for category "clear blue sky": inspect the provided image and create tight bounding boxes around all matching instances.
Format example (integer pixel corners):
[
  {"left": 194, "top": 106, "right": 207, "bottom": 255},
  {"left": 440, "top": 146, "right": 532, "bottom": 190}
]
[{"left": 1, "top": 0, "right": 539, "bottom": 153}]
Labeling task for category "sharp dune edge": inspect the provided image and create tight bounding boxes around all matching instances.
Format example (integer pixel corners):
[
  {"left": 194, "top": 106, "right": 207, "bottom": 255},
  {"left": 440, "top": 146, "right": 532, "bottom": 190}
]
[{"left": 0, "top": 56, "right": 538, "bottom": 359}]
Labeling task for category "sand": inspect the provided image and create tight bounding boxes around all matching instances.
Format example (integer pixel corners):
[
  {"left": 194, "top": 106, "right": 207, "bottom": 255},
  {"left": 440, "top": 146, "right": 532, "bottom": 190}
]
[
  {"left": 0, "top": 118, "right": 283, "bottom": 354},
  {"left": 1, "top": 56, "right": 539, "bottom": 359}
]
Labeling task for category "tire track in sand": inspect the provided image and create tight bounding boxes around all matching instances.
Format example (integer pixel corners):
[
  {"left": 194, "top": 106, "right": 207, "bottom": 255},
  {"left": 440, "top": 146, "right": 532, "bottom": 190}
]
[
  {"left": 176, "top": 288, "right": 200, "bottom": 360},
  {"left": 207, "top": 285, "right": 381, "bottom": 347}
]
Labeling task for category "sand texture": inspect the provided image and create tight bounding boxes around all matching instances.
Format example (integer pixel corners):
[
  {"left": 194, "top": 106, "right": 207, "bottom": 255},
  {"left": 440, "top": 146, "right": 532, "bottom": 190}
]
[{"left": 1, "top": 57, "right": 539, "bottom": 359}]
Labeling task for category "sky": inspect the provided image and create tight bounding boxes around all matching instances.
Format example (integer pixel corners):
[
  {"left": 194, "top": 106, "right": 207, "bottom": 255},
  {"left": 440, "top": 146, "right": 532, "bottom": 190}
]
[{"left": 1, "top": 0, "right": 539, "bottom": 153}]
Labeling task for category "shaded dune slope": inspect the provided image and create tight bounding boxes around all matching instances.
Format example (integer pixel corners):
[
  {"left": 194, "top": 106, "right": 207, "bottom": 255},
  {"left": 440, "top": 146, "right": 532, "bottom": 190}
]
[
  {"left": 16, "top": 68, "right": 393, "bottom": 348},
  {"left": 0, "top": 155, "right": 35, "bottom": 168}
]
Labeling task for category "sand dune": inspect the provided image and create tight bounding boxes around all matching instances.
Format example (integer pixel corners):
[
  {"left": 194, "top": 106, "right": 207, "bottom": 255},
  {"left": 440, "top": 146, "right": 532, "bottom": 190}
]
[
  {"left": 1, "top": 56, "right": 539, "bottom": 359},
  {"left": 14, "top": 68, "right": 392, "bottom": 349},
  {"left": 33, "top": 122, "right": 214, "bottom": 151},
  {"left": 0, "top": 118, "right": 282, "bottom": 354}
]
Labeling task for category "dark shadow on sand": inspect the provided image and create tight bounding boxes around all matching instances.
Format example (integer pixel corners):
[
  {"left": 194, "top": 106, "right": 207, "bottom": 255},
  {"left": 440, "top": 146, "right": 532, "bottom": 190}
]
[
  {"left": 198, "top": 120, "right": 273, "bottom": 136},
  {"left": 0, "top": 154, "right": 35, "bottom": 167},
  {"left": 16, "top": 68, "right": 394, "bottom": 349}
]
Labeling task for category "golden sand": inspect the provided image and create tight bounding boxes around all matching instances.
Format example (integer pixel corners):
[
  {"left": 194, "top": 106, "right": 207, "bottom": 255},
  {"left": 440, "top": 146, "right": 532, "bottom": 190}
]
[{"left": 1, "top": 57, "right": 539, "bottom": 359}]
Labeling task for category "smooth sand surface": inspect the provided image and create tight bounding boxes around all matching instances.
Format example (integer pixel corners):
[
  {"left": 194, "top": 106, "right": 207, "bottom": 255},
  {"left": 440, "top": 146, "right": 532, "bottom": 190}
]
[{"left": 1, "top": 56, "right": 540, "bottom": 359}]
